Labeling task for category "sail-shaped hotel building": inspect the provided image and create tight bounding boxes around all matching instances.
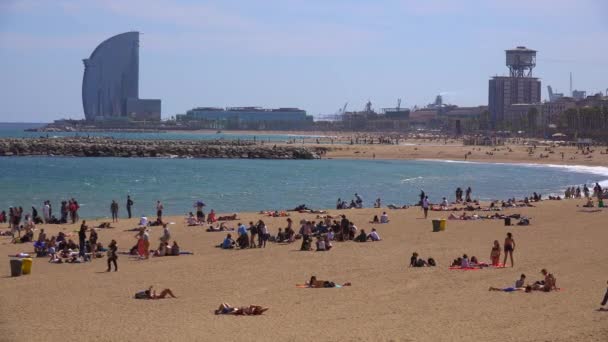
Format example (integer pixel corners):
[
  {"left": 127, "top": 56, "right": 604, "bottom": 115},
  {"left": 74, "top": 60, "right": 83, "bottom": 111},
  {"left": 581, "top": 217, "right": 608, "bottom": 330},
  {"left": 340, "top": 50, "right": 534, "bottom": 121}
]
[{"left": 82, "top": 32, "right": 161, "bottom": 121}]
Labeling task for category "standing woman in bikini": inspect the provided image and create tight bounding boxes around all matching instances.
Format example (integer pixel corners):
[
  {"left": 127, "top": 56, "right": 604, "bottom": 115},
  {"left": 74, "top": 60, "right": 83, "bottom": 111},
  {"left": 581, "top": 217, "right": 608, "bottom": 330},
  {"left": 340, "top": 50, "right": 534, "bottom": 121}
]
[
  {"left": 490, "top": 240, "right": 501, "bottom": 266},
  {"left": 503, "top": 233, "right": 515, "bottom": 267}
]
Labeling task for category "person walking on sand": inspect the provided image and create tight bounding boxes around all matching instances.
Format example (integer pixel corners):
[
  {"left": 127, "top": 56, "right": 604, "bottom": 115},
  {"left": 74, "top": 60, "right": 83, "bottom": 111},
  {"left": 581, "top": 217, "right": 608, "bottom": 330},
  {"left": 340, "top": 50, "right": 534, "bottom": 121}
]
[
  {"left": 156, "top": 201, "right": 164, "bottom": 221},
  {"left": 465, "top": 187, "right": 472, "bottom": 202},
  {"left": 126, "top": 195, "right": 134, "bottom": 219},
  {"left": 78, "top": 221, "right": 88, "bottom": 260},
  {"left": 422, "top": 196, "right": 430, "bottom": 219},
  {"left": 503, "top": 232, "right": 515, "bottom": 267},
  {"left": 111, "top": 200, "right": 119, "bottom": 223},
  {"left": 106, "top": 239, "right": 118, "bottom": 272}
]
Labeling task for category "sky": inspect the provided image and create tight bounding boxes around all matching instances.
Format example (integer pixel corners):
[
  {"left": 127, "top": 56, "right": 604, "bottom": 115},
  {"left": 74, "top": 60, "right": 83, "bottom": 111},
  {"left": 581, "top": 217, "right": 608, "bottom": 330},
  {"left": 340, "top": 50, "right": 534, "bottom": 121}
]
[{"left": 1, "top": 0, "right": 607, "bottom": 122}]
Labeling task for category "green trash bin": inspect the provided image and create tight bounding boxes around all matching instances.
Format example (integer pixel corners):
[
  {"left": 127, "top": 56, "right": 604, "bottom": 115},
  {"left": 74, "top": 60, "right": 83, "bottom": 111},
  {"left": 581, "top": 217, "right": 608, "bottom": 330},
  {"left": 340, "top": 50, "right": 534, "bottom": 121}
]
[
  {"left": 10, "top": 259, "right": 23, "bottom": 277},
  {"left": 432, "top": 219, "right": 441, "bottom": 232}
]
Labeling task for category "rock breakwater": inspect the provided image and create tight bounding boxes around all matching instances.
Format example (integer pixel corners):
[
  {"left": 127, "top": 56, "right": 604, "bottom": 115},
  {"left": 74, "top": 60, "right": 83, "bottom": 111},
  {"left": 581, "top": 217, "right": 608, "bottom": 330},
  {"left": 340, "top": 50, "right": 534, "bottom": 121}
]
[{"left": 0, "top": 137, "right": 326, "bottom": 159}]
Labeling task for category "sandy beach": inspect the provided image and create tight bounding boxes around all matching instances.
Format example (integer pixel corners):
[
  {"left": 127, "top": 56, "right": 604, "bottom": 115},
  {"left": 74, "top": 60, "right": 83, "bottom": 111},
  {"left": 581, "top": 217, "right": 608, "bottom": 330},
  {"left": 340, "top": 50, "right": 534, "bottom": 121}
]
[
  {"left": 320, "top": 142, "right": 608, "bottom": 167},
  {"left": 1, "top": 198, "right": 607, "bottom": 342}
]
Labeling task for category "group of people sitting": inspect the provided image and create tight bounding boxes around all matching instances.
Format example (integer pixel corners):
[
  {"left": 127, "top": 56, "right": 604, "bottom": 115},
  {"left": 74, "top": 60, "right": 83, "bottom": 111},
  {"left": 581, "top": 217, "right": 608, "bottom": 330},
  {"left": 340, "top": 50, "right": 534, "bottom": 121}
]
[
  {"left": 370, "top": 212, "right": 390, "bottom": 224},
  {"left": 186, "top": 211, "right": 239, "bottom": 226},
  {"left": 451, "top": 254, "right": 481, "bottom": 268},
  {"left": 409, "top": 252, "right": 436, "bottom": 267},
  {"left": 489, "top": 269, "right": 558, "bottom": 293},
  {"left": 152, "top": 240, "right": 180, "bottom": 257}
]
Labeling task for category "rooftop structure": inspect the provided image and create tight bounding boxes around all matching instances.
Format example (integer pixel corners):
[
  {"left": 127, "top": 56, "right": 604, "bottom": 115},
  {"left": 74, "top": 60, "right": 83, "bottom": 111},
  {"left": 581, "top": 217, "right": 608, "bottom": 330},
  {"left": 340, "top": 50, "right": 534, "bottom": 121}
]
[{"left": 506, "top": 46, "right": 536, "bottom": 77}]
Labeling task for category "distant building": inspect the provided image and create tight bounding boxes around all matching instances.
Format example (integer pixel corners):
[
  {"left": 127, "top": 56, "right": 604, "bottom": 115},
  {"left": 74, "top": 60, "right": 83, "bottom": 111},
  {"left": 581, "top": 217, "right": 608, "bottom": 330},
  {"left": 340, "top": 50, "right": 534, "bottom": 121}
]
[
  {"left": 488, "top": 47, "right": 541, "bottom": 128},
  {"left": 176, "top": 107, "right": 313, "bottom": 129},
  {"left": 572, "top": 90, "right": 587, "bottom": 101},
  {"left": 547, "top": 86, "right": 563, "bottom": 102},
  {"left": 82, "top": 32, "right": 161, "bottom": 121}
]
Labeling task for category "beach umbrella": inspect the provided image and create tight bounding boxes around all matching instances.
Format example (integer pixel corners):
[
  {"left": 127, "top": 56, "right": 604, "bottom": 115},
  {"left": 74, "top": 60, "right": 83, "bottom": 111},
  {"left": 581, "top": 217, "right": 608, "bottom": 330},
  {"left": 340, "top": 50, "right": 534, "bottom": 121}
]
[
  {"left": 194, "top": 201, "right": 206, "bottom": 207},
  {"left": 552, "top": 133, "right": 566, "bottom": 138}
]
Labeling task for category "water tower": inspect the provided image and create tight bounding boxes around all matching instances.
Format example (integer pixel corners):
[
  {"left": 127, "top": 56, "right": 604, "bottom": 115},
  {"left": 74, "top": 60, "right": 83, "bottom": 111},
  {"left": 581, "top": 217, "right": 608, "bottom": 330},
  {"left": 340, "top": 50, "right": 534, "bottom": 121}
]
[{"left": 505, "top": 46, "right": 536, "bottom": 77}]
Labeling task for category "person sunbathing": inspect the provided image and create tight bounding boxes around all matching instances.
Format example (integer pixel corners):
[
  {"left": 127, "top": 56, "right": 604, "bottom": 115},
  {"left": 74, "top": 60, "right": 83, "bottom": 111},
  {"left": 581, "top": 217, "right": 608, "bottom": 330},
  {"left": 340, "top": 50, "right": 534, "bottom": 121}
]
[
  {"left": 305, "top": 276, "right": 351, "bottom": 288},
  {"left": 489, "top": 274, "right": 526, "bottom": 292},
  {"left": 218, "top": 214, "right": 238, "bottom": 221},
  {"left": 214, "top": 303, "right": 268, "bottom": 315},
  {"left": 134, "top": 286, "right": 177, "bottom": 300}
]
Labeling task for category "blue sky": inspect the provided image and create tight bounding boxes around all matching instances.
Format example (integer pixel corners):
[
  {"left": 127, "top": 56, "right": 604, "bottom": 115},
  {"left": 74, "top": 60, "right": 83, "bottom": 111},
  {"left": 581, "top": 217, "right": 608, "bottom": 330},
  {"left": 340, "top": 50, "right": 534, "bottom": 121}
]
[{"left": 1, "top": 0, "right": 607, "bottom": 122}]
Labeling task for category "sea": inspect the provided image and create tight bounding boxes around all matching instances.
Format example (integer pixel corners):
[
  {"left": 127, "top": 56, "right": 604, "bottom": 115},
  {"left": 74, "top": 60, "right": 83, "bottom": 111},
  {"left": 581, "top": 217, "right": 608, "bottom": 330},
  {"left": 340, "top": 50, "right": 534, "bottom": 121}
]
[
  {"left": 1, "top": 156, "right": 607, "bottom": 219},
  {"left": 0, "top": 122, "right": 324, "bottom": 142}
]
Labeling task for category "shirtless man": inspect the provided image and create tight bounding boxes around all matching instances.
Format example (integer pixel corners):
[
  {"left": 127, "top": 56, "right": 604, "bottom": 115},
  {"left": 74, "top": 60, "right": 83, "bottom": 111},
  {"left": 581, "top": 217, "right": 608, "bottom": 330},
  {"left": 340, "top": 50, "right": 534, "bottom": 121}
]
[{"left": 503, "top": 232, "right": 516, "bottom": 267}]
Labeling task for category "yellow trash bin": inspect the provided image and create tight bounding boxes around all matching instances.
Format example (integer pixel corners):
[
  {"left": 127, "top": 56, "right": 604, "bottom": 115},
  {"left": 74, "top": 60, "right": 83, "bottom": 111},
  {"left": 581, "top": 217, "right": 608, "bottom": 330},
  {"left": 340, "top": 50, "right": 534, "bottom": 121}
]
[
  {"left": 21, "top": 258, "right": 32, "bottom": 275},
  {"left": 439, "top": 219, "right": 446, "bottom": 231}
]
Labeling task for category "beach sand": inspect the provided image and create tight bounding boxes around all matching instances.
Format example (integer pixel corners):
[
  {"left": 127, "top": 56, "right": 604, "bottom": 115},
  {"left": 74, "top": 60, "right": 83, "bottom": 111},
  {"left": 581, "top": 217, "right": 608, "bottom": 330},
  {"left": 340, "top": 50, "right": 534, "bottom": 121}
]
[
  {"left": 1, "top": 199, "right": 607, "bottom": 341},
  {"left": 321, "top": 143, "right": 608, "bottom": 167}
]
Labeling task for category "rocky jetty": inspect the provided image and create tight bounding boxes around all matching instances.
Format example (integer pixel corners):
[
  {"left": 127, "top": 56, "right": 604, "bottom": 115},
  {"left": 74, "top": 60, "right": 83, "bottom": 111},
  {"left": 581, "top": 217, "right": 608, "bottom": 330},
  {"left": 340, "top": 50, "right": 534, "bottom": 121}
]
[{"left": 0, "top": 137, "right": 326, "bottom": 160}]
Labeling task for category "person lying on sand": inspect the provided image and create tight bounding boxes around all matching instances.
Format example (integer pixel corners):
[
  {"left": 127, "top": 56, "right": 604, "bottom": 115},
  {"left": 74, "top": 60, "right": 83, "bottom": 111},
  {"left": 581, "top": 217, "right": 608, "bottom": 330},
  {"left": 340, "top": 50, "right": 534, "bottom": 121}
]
[
  {"left": 489, "top": 274, "right": 526, "bottom": 292},
  {"left": 217, "top": 213, "right": 238, "bottom": 221},
  {"left": 134, "top": 286, "right": 177, "bottom": 300},
  {"left": 206, "top": 222, "right": 234, "bottom": 232},
  {"left": 387, "top": 204, "right": 409, "bottom": 210},
  {"left": 96, "top": 222, "right": 113, "bottom": 229},
  {"left": 305, "top": 276, "right": 351, "bottom": 288},
  {"left": 214, "top": 303, "right": 268, "bottom": 315}
]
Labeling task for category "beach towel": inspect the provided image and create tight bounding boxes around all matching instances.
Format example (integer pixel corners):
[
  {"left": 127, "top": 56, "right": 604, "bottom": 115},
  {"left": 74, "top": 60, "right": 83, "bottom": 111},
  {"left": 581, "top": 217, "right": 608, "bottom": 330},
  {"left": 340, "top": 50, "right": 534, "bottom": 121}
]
[
  {"left": 8, "top": 253, "right": 31, "bottom": 258},
  {"left": 137, "top": 239, "right": 145, "bottom": 257},
  {"left": 448, "top": 266, "right": 481, "bottom": 270},
  {"left": 295, "top": 284, "right": 343, "bottom": 288},
  {"left": 179, "top": 251, "right": 193, "bottom": 255}
]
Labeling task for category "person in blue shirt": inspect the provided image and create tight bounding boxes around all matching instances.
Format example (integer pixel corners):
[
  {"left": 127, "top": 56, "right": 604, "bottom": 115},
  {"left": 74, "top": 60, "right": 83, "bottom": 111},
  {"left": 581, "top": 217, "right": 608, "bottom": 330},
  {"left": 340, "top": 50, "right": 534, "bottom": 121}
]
[
  {"left": 221, "top": 234, "right": 235, "bottom": 249},
  {"left": 237, "top": 223, "right": 248, "bottom": 237}
]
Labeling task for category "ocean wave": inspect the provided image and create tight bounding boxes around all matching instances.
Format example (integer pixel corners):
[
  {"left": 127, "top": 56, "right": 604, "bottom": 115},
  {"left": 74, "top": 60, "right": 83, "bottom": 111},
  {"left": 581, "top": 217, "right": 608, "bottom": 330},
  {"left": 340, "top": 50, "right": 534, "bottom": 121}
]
[
  {"left": 419, "top": 159, "right": 608, "bottom": 187},
  {"left": 400, "top": 176, "right": 423, "bottom": 183}
]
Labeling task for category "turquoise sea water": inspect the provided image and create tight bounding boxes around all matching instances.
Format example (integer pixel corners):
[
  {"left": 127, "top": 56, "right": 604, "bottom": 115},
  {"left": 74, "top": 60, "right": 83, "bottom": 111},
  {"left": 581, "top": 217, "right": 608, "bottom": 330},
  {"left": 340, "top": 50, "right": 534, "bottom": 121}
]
[
  {"left": 0, "top": 122, "right": 323, "bottom": 142},
  {"left": 0, "top": 156, "right": 607, "bottom": 219}
]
